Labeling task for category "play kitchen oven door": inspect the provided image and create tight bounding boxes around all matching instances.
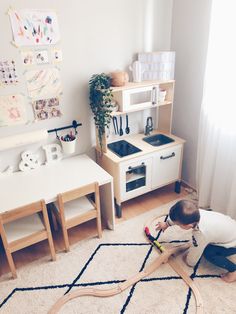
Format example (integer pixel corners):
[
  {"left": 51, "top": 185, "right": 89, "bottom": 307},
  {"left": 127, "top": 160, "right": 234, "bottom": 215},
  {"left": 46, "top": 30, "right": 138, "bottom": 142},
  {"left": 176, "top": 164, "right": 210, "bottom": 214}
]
[
  {"left": 119, "top": 157, "right": 152, "bottom": 201},
  {"left": 113, "top": 85, "right": 159, "bottom": 112}
]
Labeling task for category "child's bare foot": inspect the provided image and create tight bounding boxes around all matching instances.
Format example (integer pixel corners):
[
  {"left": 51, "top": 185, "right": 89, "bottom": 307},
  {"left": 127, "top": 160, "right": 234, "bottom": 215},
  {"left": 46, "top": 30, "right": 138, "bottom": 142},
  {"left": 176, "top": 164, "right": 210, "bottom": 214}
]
[{"left": 221, "top": 271, "right": 236, "bottom": 283}]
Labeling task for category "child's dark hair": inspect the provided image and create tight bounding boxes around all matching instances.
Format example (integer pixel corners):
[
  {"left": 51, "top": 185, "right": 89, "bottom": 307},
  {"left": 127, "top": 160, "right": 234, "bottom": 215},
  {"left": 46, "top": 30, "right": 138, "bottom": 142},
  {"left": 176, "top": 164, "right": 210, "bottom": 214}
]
[{"left": 169, "top": 200, "right": 200, "bottom": 225}]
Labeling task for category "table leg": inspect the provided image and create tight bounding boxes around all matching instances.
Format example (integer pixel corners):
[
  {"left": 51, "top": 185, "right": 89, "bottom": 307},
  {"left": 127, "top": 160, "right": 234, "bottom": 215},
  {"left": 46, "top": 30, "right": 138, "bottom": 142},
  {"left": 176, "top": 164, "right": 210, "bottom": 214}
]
[
  {"left": 100, "top": 181, "right": 115, "bottom": 230},
  {"left": 115, "top": 199, "right": 122, "bottom": 218}
]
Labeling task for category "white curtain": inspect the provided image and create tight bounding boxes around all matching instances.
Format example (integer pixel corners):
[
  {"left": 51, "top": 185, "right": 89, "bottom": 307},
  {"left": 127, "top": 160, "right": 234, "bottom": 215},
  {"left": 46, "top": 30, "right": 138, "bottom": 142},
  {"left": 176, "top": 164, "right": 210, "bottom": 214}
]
[{"left": 196, "top": 0, "right": 236, "bottom": 219}]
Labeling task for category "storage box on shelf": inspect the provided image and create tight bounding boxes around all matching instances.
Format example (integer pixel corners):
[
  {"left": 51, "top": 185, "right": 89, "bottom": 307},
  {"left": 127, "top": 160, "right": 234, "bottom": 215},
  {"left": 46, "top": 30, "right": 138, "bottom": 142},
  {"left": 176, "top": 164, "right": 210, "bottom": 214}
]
[{"left": 138, "top": 51, "right": 175, "bottom": 81}]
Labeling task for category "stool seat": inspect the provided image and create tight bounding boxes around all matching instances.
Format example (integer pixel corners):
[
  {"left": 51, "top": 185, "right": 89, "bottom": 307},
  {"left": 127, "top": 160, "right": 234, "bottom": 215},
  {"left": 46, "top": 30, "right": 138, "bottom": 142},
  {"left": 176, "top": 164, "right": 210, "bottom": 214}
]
[
  {"left": 4, "top": 214, "right": 45, "bottom": 243},
  {"left": 54, "top": 196, "right": 95, "bottom": 221}
]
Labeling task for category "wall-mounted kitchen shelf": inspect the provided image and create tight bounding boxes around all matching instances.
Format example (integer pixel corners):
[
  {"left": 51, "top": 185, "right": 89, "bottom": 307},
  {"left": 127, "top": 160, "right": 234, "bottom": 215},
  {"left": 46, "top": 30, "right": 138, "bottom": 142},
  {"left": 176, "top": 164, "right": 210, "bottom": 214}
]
[
  {"left": 111, "top": 101, "right": 172, "bottom": 117},
  {"left": 111, "top": 80, "right": 175, "bottom": 92},
  {"left": 95, "top": 80, "right": 175, "bottom": 153}
]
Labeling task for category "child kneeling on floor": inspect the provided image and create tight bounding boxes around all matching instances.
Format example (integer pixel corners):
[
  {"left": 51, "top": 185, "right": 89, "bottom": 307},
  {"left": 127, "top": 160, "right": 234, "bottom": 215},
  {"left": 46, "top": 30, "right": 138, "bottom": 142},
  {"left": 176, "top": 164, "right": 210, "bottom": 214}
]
[{"left": 156, "top": 200, "right": 236, "bottom": 283}]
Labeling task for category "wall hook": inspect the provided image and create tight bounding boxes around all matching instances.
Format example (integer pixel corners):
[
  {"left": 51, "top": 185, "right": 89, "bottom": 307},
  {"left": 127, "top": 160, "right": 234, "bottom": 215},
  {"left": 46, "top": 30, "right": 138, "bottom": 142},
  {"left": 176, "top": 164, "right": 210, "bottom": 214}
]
[{"left": 55, "top": 129, "right": 59, "bottom": 140}]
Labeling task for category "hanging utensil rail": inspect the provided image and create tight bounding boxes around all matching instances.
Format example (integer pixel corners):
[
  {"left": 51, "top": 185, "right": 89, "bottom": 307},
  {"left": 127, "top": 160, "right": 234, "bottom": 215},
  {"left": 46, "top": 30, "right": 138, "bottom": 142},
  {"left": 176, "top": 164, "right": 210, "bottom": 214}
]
[{"left": 48, "top": 120, "right": 82, "bottom": 136}]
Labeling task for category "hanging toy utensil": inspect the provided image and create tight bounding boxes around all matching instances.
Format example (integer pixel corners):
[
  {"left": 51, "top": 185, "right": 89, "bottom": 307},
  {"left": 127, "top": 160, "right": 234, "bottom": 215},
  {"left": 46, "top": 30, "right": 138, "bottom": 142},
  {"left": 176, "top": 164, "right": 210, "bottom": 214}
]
[
  {"left": 112, "top": 117, "right": 118, "bottom": 135},
  {"left": 125, "top": 114, "right": 130, "bottom": 134},
  {"left": 119, "top": 116, "right": 123, "bottom": 136}
]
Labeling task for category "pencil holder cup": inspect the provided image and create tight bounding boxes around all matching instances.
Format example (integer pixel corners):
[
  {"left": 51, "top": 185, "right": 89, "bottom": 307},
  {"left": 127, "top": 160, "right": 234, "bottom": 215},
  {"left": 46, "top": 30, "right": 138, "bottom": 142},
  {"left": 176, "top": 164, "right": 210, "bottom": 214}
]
[{"left": 60, "top": 137, "right": 76, "bottom": 154}]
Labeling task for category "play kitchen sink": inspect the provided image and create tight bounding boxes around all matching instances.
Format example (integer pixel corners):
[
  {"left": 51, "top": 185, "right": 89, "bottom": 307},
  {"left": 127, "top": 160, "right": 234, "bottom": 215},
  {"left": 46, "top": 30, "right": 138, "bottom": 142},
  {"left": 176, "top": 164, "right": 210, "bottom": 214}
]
[
  {"left": 108, "top": 140, "right": 141, "bottom": 158},
  {"left": 143, "top": 134, "right": 174, "bottom": 146}
]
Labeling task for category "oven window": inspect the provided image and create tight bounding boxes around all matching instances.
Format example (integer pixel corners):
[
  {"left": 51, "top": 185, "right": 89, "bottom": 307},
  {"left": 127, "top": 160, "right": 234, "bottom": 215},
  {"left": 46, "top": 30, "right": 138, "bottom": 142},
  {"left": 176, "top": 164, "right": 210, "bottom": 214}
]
[{"left": 126, "top": 163, "right": 146, "bottom": 192}]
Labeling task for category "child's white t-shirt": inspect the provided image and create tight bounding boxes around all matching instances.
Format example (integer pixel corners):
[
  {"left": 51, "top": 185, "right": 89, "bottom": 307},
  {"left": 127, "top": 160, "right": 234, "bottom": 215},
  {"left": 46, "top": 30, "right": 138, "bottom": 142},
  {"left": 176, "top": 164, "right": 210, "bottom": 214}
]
[{"left": 169, "top": 209, "right": 236, "bottom": 266}]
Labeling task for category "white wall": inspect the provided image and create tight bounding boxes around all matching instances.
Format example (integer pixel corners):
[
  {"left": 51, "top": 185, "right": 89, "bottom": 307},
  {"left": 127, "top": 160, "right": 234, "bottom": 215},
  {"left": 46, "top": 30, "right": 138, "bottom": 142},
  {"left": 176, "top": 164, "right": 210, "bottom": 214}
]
[
  {"left": 171, "top": 0, "right": 212, "bottom": 188},
  {"left": 153, "top": 0, "right": 173, "bottom": 50},
  {"left": 0, "top": 0, "right": 173, "bottom": 172}
]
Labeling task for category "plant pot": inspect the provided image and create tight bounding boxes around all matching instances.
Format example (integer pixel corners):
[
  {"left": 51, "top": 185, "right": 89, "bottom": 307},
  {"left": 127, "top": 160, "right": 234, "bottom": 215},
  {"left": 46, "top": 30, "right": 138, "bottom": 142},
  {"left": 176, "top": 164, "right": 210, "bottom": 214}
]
[
  {"left": 95, "top": 127, "right": 107, "bottom": 154},
  {"left": 60, "top": 138, "right": 76, "bottom": 154}
]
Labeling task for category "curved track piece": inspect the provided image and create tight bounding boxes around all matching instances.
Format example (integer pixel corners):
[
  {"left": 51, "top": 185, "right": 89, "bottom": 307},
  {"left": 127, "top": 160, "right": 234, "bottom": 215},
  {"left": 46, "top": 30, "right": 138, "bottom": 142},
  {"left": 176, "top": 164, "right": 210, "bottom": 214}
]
[
  {"left": 48, "top": 245, "right": 183, "bottom": 314},
  {"left": 49, "top": 214, "right": 204, "bottom": 314},
  {"left": 144, "top": 216, "right": 204, "bottom": 314}
]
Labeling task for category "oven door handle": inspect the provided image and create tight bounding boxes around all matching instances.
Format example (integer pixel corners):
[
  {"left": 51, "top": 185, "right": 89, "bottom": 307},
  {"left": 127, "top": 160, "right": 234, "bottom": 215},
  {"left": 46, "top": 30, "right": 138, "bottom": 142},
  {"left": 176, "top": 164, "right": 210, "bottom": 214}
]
[{"left": 128, "top": 162, "right": 145, "bottom": 171}]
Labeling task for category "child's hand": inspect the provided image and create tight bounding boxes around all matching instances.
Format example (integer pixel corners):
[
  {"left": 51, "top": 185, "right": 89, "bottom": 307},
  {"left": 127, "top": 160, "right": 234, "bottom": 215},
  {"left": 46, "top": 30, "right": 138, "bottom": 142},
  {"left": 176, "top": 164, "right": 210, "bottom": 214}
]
[{"left": 155, "top": 221, "right": 168, "bottom": 232}]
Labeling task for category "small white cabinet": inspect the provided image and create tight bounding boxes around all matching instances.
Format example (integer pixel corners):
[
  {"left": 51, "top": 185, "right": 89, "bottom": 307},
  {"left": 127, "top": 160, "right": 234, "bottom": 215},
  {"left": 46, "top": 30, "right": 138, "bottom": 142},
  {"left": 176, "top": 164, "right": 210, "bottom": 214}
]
[
  {"left": 119, "top": 156, "right": 152, "bottom": 201},
  {"left": 151, "top": 145, "right": 182, "bottom": 189}
]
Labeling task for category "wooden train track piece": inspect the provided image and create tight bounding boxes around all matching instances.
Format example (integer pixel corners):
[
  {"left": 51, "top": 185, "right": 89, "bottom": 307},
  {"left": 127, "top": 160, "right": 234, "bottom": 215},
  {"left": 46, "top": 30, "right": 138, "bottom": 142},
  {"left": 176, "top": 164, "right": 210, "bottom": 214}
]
[
  {"left": 49, "top": 215, "right": 204, "bottom": 314},
  {"left": 145, "top": 225, "right": 204, "bottom": 314}
]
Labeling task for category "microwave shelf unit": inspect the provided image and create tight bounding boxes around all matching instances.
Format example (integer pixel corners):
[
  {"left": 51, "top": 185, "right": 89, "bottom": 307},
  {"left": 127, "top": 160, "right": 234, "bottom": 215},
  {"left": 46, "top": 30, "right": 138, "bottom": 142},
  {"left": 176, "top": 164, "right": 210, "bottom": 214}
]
[
  {"left": 113, "top": 85, "right": 159, "bottom": 112},
  {"left": 95, "top": 80, "right": 175, "bottom": 154}
]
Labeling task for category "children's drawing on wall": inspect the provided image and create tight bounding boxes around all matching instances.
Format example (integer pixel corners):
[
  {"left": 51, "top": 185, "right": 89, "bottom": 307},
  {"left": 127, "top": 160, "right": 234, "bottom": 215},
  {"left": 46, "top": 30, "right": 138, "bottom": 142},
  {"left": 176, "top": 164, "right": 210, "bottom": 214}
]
[
  {"left": 25, "top": 68, "right": 62, "bottom": 98},
  {"left": 32, "top": 96, "right": 62, "bottom": 121},
  {"left": 8, "top": 8, "right": 60, "bottom": 46},
  {"left": 52, "top": 48, "right": 62, "bottom": 63},
  {"left": 35, "top": 50, "right": 49, "bottom": 64},
  {"left": 20, "top": 50, "right": 35, "bottom": 66},
  {"left": 0, "top": 60, "right": 18, "bottom": 85},
  {"left": 0, "top": 94, "right": 27, "bottom": 126}
]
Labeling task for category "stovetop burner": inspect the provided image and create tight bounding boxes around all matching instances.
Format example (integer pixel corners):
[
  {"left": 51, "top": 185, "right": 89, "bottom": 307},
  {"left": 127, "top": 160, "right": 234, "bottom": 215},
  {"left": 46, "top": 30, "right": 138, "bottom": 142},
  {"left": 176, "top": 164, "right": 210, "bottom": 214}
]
[{"left": 108, "top": 140, "right": 142, "bottom": 158}]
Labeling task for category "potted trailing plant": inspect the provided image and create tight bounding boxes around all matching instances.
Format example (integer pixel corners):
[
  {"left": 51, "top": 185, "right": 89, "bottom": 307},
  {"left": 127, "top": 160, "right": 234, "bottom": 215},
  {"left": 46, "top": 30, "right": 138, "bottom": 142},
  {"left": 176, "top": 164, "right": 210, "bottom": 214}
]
[{"left": 89, "top": 73, "right": 114, "bottom": 153}]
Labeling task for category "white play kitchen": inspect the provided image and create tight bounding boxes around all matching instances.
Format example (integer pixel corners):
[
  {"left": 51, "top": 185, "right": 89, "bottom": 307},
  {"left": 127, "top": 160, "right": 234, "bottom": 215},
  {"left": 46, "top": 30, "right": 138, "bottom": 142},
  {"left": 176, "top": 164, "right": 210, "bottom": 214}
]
[{"left": 96, "top": 77, "right": 185, "bottom": 218}]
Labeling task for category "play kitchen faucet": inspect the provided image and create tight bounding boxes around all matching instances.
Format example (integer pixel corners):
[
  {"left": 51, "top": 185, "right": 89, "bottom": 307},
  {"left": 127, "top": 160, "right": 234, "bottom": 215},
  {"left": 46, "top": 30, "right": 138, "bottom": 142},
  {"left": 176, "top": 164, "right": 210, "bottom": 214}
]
[{"left": 144, "top": 116, "right": 153, "bottom": 136}]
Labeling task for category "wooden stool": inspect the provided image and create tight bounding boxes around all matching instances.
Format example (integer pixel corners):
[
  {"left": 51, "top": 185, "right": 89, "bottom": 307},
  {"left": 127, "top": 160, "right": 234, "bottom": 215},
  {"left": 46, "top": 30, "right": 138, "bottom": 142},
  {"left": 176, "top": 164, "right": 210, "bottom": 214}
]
[
  {"left": 52, "top": 182, "right": 102, "bottom": 252},
  {"left": 0, "top": 200, "right": 56, "bottom": 279}
]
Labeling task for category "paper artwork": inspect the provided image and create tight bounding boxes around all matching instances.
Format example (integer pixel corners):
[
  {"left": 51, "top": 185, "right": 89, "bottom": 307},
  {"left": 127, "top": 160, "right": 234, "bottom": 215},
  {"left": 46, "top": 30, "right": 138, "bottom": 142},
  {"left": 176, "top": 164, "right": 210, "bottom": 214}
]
[
  {"left": 21, "top": 49, "right": 49, "bottom": 66},
  {"left": 21, "top": 50, "right": 35, "bottom": 66},
  {"left": 9, "top": 9, "right": 60, "bottom": 46},
  {"left": 52, "top": 48, "right": 62, "bottom": 63},
  {"left": 25, "top": 68, "right": 62, "bottom": 98},
  {"left": 0, "top": 94, "right": 27, "bottom": 126},
  {"left": 32, "top": 96, "right": 62, "bottom": 121},
  {"left": 35, "top": 50, "right": 49, "bottom": 64},
  {"left": 0, "top": 60, "right": 18, "bottom": 85}
]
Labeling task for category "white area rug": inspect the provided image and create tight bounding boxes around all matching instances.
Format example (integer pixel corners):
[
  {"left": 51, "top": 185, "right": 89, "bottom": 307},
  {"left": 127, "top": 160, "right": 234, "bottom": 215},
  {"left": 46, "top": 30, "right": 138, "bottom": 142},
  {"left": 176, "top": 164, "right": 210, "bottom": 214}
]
[{"left": 0, "top": 200, "right": 236, "bottom": 314}]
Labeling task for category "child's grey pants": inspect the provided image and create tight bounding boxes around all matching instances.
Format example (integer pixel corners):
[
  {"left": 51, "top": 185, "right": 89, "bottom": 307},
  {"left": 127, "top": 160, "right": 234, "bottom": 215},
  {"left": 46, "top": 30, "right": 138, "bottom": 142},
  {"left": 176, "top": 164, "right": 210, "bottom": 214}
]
[{"left": 203, "top": 245, "right": 236, "bottom": 272}]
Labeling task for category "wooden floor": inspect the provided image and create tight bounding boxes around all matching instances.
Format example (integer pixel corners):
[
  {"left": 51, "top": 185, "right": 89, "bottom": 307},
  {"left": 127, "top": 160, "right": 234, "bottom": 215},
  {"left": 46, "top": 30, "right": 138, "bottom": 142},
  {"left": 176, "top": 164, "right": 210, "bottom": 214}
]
[{"left": 0, "top": 183, "right": 189, "bottom": 277}]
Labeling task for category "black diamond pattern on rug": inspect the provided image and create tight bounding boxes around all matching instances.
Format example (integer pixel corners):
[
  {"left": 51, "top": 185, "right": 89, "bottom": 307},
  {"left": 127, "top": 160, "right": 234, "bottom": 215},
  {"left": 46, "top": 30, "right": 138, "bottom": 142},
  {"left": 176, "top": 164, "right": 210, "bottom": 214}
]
[{"left": 0, "top": 239, "right": 221, "bottom": 313}]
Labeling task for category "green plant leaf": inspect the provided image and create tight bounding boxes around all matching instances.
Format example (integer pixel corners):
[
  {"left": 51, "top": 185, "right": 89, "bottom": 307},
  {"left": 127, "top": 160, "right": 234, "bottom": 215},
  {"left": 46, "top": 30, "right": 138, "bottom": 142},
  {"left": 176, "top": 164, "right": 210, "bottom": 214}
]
[{"left": 89, "top": 73, "right": 113, "bottom": 152}]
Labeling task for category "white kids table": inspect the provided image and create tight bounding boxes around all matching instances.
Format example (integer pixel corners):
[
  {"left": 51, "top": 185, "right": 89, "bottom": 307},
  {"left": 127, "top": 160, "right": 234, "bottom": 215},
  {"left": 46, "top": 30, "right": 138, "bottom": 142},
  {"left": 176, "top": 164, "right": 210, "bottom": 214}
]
[{"left": 0, "top": 154, "right": 115, "bottom": 229}]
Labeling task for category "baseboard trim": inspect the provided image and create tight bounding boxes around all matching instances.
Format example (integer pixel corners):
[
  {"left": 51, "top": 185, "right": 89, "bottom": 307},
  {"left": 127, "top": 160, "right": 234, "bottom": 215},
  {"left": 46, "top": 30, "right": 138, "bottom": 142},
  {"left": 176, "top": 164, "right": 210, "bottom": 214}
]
[{"left": 181, "top": 180, "right": 197, "bottom": 192}]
